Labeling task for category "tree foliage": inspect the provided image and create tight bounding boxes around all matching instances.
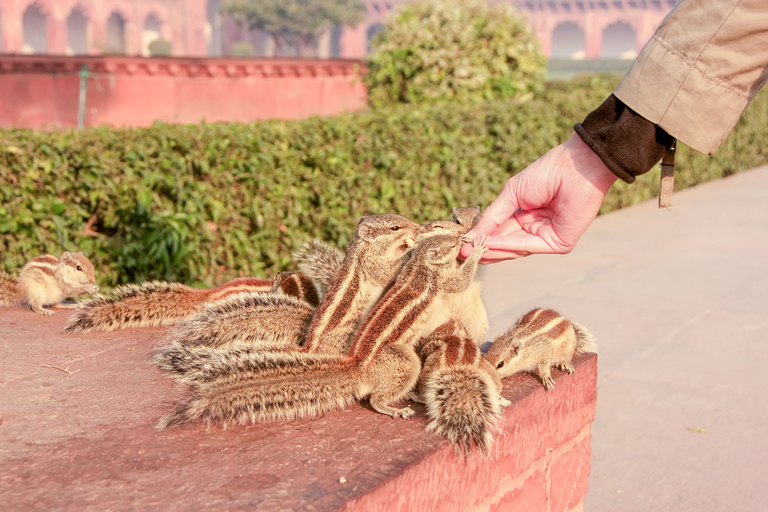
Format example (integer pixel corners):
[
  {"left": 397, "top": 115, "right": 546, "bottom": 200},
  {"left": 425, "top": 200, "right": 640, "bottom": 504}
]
[
  {"left": 365, "top": 0, "right": 546, "bottom": 107},
  {"left": 222, "top": 0, "right": 365, "bottom": 56}
]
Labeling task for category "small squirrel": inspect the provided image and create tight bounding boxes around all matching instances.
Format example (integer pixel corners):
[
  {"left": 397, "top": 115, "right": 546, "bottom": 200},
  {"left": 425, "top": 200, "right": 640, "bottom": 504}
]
[
  {"left": 484, "top": 308, "right": 597, "bottom": 390},
  {"left": 155, "top": 232, "right": 487, "bottom": 429},
  {"left": 0, "top": 252, "right": 98, "bottom": 315},
  {"left": 62, "top": 274, "right": 319, "bottom": 334},
  {"left": 301, "top": 214, "right": 421, "bottom": 355},
  {"left": 410, "top": 320, "right": 510, "bottom": 454},
  {"left": 415, "top": 206, "right": 490, "bottom": 345}
]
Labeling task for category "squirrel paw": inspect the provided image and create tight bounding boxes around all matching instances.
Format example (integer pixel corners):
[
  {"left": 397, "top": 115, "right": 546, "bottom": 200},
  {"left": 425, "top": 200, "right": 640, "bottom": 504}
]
[
  {"left": 541, "top": 376, "right": 555, "bottom": 390},
  {"left": 373, "top": 404, "right": 415, "bottom": 419},
  {"left": 498, "top": 396, "right": 512, "bottom": 408},
  {"left": 555, "top": 363, "right": 575, "bottom": 374},
  {"left": 31, "top": 306, "right": 55, "bottom": 316},
  {"left": 392, "top": 406, "right": 415, "bottom": 419}
]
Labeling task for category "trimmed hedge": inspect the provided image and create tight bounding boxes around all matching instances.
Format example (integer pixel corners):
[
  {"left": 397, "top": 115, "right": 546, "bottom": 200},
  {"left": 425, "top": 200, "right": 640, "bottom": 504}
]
[{"left": 1, "top": 75, "right": 767, "bottom": 287}]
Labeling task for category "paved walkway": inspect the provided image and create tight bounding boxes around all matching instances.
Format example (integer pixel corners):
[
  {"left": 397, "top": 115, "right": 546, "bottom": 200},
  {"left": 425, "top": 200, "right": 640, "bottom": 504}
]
[{"left": 481, "top": 165, "right": 768, "bottom": 511}]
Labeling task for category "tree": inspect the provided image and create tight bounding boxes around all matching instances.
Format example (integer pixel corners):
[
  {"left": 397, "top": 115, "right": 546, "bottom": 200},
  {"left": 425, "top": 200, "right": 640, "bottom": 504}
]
[
  {"left": 365, "top": 0, "right": 546, "bottom": 107},
  {"left": 222, "top": 0, "right": 365, "bottom": 57}
]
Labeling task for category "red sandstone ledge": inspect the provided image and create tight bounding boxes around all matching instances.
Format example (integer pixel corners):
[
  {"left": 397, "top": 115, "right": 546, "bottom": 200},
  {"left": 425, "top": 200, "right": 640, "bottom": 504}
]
[
  {"left": 0, "top": 307, "right": 596, "bottom": 512},
  {"left": 0, "top": 54, "right": 366, "bottom": 77}
]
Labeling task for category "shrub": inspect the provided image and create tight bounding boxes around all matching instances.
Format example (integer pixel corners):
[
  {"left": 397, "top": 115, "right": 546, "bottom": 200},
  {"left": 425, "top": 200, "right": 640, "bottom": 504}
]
[
  {"left": 364, "top": 0, "right": 546, "bottom": 107},
  {"left": 229, "top": 42, "right": 255, "bottom": 57},
  {"left": 1, "top": 76, "right": 765, "bottom": 288},
  {"left": 148, "top": 39, "right": 173, "bottom": 57}
]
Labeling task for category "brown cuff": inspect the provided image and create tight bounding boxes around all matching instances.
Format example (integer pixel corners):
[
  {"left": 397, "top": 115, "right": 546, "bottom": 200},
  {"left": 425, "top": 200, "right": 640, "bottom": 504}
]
[{"left": 574, "top": 94, "right": 676, "bottom": 184}]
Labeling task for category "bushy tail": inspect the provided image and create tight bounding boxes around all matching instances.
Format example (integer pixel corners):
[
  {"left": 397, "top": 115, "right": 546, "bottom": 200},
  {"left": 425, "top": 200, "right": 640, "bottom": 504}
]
[
  {"left": 571, "top": 320, "right": 598, "bottom": 355},
  {"left": 423, "top": 366, "right": 504, "bottom": 454},
  {"left": 160, "top": 292, "right": 313, "bottom": 350},
  {"left": 63, "top": 281, "right": 206, "bottom": 333},
  {"left": 0, "top": 272, "right": 21, "bottom": 307},
  {"left": 156, "top": 352, "right": 362, "bottom": 429},
  {"left": 292, "top": 239, "right": 344, "bottom": 293},
  {"left": 154, "top": 341, "right": 305, "bottom": 384}
]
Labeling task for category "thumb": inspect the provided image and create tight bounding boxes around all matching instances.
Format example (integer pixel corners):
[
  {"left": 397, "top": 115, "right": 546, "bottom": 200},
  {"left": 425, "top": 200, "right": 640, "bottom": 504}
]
[{"left": 470, "top": 186, "right": 520, "bottom": 237}]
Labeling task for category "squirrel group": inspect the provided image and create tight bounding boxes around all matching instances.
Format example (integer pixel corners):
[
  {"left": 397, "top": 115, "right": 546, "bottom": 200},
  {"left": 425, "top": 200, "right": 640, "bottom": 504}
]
[{"left": 5, "top": 210, "right": 597, "bottom": 455}]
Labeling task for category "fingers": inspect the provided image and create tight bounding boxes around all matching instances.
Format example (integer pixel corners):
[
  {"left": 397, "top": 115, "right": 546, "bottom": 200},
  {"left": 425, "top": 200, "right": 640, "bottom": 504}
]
[{"left": 461, "top": 233, "right": 558, "bottom": 263}]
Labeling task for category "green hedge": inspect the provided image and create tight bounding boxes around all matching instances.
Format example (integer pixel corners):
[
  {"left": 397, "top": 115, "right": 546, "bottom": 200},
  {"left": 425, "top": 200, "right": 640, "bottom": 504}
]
[{"left": 1, "top": 75, "right": 766, "bottom": 287}]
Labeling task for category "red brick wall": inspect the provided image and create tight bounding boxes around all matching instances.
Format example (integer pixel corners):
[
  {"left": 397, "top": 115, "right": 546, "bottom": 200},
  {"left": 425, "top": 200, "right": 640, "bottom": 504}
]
[
  {"left": 342, "top": 353, "right": 598, "bottom": 512},
  {"left": 0, "top": 55, "right": 368, "bottom": 128}
]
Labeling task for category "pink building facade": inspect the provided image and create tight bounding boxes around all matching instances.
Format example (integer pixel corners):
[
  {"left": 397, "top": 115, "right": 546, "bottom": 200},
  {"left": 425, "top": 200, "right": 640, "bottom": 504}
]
[
  {"left": 0, "top": 0, "right": 208, "bottom": 56},
  {"left": 0, "top": 1, "right": 678, "bottom": 60}
]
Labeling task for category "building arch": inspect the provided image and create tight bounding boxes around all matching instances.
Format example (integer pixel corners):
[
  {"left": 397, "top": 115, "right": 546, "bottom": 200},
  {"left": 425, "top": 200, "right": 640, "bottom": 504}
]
[
  {"left": 22, "top": 3, "right": 48, "bottom": 53},
  {"left": 366, "top": 22, "right": 383, "bottom": 52},
  {"left": 551, "top": 21, "right": 585, "bottom": 59},
  {"left": 67, "top": 6, "right": 89, "bottom": 55},
  {"left": 601, "top": 20, "right": 636, "bottom": 59},
  {"left": 106, "top": 10, "right": 127, "bottom": 54},
  {"left": 142, "top": 12, "right": 162, "bottom": 55},
  {"left": 206, "top": 0, "right": 222, "bottom": 56},
  {"left": 330, "top": 25, "right": 343, "bottom": 58}
]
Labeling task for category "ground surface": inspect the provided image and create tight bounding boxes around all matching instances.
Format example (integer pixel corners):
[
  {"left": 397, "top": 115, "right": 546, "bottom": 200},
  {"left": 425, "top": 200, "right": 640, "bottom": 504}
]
[{"left": 481, "top": 164, "right": 768, "bottom": 511}]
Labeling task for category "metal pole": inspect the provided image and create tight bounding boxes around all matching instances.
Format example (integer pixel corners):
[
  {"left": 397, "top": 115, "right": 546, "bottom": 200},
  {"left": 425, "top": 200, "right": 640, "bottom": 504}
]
[{"left": 77, "top": 64, "right": 88, "bottom": 129}]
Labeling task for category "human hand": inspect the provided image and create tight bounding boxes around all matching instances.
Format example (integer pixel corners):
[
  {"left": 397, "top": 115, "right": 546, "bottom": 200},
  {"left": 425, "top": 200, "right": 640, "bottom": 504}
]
[{"left": 461, "top": 133, "right": 618, "bottom": 263}]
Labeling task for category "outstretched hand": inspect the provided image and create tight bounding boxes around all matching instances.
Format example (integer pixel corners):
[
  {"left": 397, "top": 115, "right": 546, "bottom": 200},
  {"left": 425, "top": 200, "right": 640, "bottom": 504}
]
[{"left": 461, "top": 133, "right": 618, "bottom": 263}]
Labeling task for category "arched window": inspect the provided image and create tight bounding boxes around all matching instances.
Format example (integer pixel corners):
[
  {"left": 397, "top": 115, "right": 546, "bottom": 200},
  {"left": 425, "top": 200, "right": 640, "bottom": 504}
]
[
  {"left": 67, "top": 7, "right": 89, "bottom": 55},
  {"left": 366, "top": 23, "right": 384, "bottom": 53},
  {"left": 143, "top": 13, "right": 161, "bottom": 56},
  {"left": 551, "top": 22, "right": 585, "bottom": 59},
  {"left": 23, "top": 4, "right": 48, "bottom": 54},
  {"left": 330, "top": 26, "right": 343, "bottom": 58},
  {"left": 106, "top": 11, "right": 127, "bottom": 54},
  {"left": 601, "top": 21, "right": 636, "bottom": 59},
  {"left": 206, "top": 0, "right": 222, "bottom": 56}
]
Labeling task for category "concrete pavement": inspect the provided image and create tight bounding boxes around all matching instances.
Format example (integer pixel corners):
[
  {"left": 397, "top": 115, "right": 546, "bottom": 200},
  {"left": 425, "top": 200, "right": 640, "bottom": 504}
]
[{"left": 480, "top": 164, "right": 768, "bottom": 511}]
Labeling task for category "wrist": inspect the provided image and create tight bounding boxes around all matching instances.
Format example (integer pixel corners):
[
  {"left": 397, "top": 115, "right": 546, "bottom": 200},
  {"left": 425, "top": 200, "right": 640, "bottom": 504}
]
[
  {"left": 562, "top": 133, "right": 618, "bottom": 196},
  {"left": 574, "top": 94, "right": 676, "bottom": 183}
]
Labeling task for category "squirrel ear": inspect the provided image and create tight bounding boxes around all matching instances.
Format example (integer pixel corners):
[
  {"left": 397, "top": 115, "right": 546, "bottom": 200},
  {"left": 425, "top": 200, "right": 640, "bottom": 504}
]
[
  {"left": 61, "top": 251, "right": 73, "bottom": 262},
  {"left": 357, "top": 216, "right": 370, "bottom": 226},
  {"left": 357, "top": 224, "right": 373, "bottom": 241}
]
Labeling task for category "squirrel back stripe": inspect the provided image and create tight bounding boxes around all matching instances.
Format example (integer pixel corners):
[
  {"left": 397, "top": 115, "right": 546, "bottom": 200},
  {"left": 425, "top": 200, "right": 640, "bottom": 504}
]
[
  {"left": 25, "top": 262, "right": 58, "bottom": 278},
  {"left": 28, "top": 254, "right": 60, "bottom": 266}
]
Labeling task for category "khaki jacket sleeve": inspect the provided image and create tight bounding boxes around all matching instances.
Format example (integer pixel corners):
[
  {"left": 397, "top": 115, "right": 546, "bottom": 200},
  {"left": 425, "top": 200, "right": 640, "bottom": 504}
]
[{"left": 614, "top": 0, "right": 768, "bottom": 155}]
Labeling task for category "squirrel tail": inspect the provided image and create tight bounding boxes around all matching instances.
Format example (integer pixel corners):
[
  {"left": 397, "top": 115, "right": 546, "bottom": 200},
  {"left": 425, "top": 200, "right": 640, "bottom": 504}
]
[
  {"left": 154, "top": 292, "right": 313, "bottom": 373},
  {"left": 292, "top": 239, "right": 344, "bottom": 293},
  {"left": 571, "top": 320, "right": 598, "bottom": 355},
  {"left": 156, "top": 352, "right": 362, "bottom": 429},
  {"left": 423, "top": 366, "right": 504, "bottom": 454},
  {"left": 0, "top": 272, "right": 22, "bottom": 307},
  {"left": 63, "top": 281, "right": 208, "bottom": 333}
]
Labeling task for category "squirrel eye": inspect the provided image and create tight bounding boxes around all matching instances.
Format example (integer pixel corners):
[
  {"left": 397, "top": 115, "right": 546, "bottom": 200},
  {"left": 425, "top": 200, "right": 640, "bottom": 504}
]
[
  {"left": 496, "top": 361, "right": 504, "bottom": 369},
  {"left": 77, "top": 265, "right": 83, "bottom": 271},
  {"left": 391, "top": 226, "right": 400, "bottom": 231}
]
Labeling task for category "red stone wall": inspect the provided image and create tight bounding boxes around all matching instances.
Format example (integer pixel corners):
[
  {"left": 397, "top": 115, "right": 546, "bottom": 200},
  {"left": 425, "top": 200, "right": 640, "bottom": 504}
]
[
  {"left": 0, "top": 55, "right": 368, "bottom": 128},
  {"left": 342, "top": 353, "right": 598, "bottom": 512}
]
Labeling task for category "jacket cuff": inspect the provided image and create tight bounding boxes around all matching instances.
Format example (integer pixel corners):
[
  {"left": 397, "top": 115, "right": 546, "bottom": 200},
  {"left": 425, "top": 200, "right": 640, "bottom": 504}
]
[{"left": 573, "top": 94, "right": 676, "bottom": 184}]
